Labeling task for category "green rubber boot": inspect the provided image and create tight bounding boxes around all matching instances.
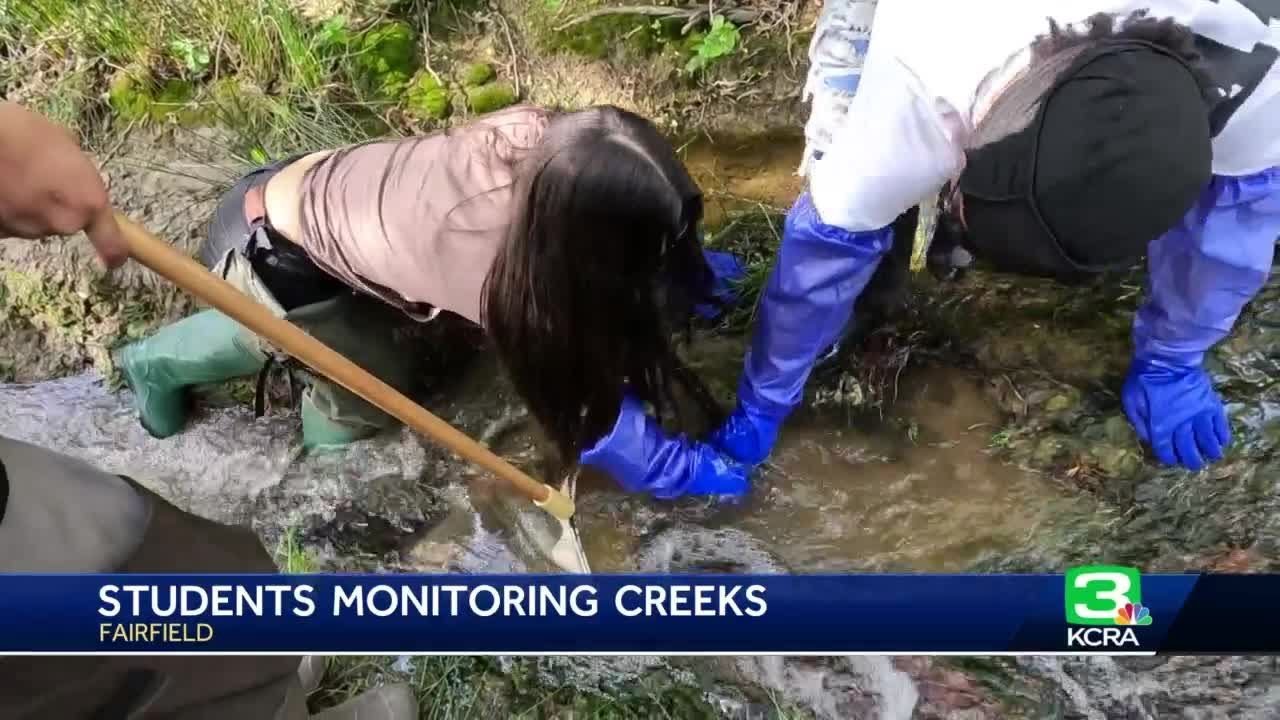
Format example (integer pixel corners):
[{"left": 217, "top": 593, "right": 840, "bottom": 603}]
[
  {"left": 300, "top": 385, "right": 380, "bottom": 449},
  {"left": 117, "top": 309, "right": 268, "bottom": 438}
]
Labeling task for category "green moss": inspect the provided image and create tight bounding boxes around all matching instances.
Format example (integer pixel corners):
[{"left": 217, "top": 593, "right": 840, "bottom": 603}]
[
  {"left": 459, "top": 61, "right": 495, "bottom": 87},
  {"left": 107, "top": 69, "right": 153, "bottom": 122},
  {"left": 349, "top": 20, "right": 419, "bottom": 99},
  {"left": 466, "top": 81, "right": 517, "bottom": 114},
  {"left": 105, "top": 68, "right": 199, "bottom": 125},
  {"left": 153, "top": 78, "right": 201, "bottom": 123},
  {"left": 404, "top": 71, "right": 451, "bottom": 120}
]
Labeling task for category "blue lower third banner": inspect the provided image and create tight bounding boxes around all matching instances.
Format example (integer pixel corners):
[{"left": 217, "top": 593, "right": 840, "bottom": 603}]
[{"left": 0, "top": 568, "right": 1271, "bottom": 653}]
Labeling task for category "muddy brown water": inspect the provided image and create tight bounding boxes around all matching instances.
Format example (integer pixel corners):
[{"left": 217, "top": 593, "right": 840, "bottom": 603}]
[
  {"left": 573, "top": 366, "right": 1086, "bottom": 575},
  {"left": 4, "top": 128, "right": 1277, "bottom": 718}
]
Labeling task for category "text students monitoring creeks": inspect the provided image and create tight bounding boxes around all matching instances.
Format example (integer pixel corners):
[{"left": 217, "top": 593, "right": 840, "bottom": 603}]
[{"left": 611, "top": 0, "right": 1280, "bottom": 494}]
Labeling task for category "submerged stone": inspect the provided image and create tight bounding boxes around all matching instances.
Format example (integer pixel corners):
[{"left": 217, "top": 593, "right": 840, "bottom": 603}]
[
  {"left": 1091, "top": 445, "right": 1142, "bottom": 479},
  {"left": 1044, "top": 393, "right": 1077, "bottom": 413},
  {"left": 1032, "top": 436, "right": 1068, "bottom": 466}
]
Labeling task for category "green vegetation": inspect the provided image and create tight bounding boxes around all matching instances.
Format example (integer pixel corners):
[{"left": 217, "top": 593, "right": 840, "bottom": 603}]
[
  {"left": 405, "top": 72, "right": 452, "bottom": 120},
  {"left": 0, "top": 0, "right": 527, "bottom": 157},
  {"left": 466, "top": 81, "right": 518, "bottom": 113},
  {"left": 276, "top": 527, "right": 317, "bottom": 574},
  {"left": 685, "top": 15, "right": 742, "bottom": 75},
  {"left": 460, "top": 62, "right": 496, "bottom": 87}
]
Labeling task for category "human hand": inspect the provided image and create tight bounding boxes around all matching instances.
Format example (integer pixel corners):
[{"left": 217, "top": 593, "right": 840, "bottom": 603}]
[
  {"left": 1122, "top": 355, "right": 1231, "bottom": 472},
  {"left": 0, "top": 102, "right": 126, "bottom": 268},
  {"left": 708, "top": 400, "right": 782, "bottom": 467},
  {"left": 694, "top": 248, "right": 746, "bottom": 320},
  {"left": 580, "top": 395, "right": 751, "bottom": 499}
]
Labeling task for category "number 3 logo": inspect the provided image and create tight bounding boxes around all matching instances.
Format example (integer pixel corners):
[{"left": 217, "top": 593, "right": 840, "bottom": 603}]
[{"left": 1065, "top": 566, "right": 1142, "bottom": 626}]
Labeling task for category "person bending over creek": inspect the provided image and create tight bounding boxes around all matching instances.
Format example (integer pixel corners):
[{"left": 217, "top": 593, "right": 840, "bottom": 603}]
[
  {"left": 0, "top": 102, "right": 415, "bottom": 718},
  {"left": 609, "top": 1, "right": 1280, "bottom": 492},
  {"left": 118, "top": 104, "right": 750, "bottom": 498}
]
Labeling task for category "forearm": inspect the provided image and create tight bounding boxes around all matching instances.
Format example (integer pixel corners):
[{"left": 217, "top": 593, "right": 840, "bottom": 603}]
[
  {"left": 738, "top": 192, "right": 893, "bottom": 418},
  {"left": 1134, "top": 169, "right": 1280, "bottom": 365}
]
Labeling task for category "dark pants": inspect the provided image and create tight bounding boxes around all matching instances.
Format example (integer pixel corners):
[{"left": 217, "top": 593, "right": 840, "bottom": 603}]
[
  {"left": 203, "top": 158, "right": 347, "bottom": 312},
  {"left": 0, "top": 437, "right": 302, "bottom": 719}
]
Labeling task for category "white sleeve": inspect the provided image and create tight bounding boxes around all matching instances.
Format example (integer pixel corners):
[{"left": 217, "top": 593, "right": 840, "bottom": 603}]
[{"left": 809, "top": 49, "right": 966, "bottom": 232}]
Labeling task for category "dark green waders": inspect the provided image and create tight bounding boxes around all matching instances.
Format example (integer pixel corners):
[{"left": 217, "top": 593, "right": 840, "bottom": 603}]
[{"left": 118, "top": 246, "right": 427, "bottom": 449}]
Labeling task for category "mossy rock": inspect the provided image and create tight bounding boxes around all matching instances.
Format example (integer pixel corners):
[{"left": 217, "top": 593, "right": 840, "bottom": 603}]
[
  {"left": 107, "top": 69, "right": 199, "bottom": 125},
  {"left": 1031, "top": 435, "right": 1069, "bottom": 466},
  {"left": 466, "top": 82, "right": 517, "bottom": 114},
  {"left": 107, "top": 70, "right": 152, "bottom": 122},
  {"left": 152, "top": 79, "right": 201, "bottom": 124},
  {"left": 349, "top": 21, "right": 419, "bottom": 99},
  {"left": 404, "top": 71, "right": 451, "bottom": 121},
  {"left": 1043, "top": 393, "right": 1079, "bottom": 414},
  {"left": 459, "top": 62, "right": 495, "bottom": 87},
  {"left": 1091, "top": 444, "right": 1143, "bottom": 479}
]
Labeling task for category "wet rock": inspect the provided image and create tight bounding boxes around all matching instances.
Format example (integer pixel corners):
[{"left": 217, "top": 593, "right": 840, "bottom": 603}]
[
  {"left": 459, "top": 62, "right": 496, "bottom": 87},
  {"left": 729, "top": 656, "right": 917, "bottom": 720},
  {"left": 632, "top": 525, "right": 788, "bottom": 575},
  {"left": 1031, "top": 436, "right": 1068, "bottom": 466},
  {"left": 1043, "top": 393, "right": 1077, "bottom": 413},
  {"left": 405, "top": 539, "right": 458, "bottom": 571},
  {"left": 1101, "top": 414, "right": 1134, "bottom": 444},
  {"left": 1090, "top": 444, "right": 1142, "bottom": 479},
  {"left": 1024, "top": 656, "right": 1280, "bottom": 720}
]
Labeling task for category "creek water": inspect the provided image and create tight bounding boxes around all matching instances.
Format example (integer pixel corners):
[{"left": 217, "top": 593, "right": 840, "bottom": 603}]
[{"left": 2, "top": 130, "right": 1277, "bottom": 718}]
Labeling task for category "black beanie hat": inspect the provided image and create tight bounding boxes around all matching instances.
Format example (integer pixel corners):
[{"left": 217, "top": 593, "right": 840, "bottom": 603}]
[{"left": 957, "top": 40, "right": 1213, "bottom": 279}]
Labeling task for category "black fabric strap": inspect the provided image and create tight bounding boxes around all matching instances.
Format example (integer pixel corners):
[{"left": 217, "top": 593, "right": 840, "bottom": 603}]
[
  {"left": 254, "top": 355, "right": 277, "bottom": 418},
  {"left": 0, "top": 457, "right": 8, "bottom": 526}
]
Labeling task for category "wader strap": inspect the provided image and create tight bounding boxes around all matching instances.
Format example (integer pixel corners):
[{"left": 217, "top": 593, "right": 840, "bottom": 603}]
[{"left": 254, "top": 355, "right": 275, "bottom": 418}]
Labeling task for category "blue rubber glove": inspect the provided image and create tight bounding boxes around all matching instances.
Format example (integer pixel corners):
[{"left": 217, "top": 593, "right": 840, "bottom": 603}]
[
  {"left": 1122, "top": 357, "right": 1230, "bottom": 471},
  {"left": 1125, "top": 168, "right": 1280, "bottom": 471},
  {"left": 710, "top": 191, "right": 893, "bottom": 465},
  {"left": 580, "top": 395, "right": 750, "bottom": 499},
  {"left": 694, "top": 249, "right": 746, "bottom": 320}
]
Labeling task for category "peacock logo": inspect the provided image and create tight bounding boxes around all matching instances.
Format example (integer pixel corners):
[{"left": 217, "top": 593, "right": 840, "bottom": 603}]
[{"left": 1114, "top": 602, "right": 1152, "bottom": 626}]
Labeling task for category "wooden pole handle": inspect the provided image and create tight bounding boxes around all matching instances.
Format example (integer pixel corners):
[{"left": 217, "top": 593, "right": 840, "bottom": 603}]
[{"left": 115, "top": 213, "right": 574, "bottom": 520}]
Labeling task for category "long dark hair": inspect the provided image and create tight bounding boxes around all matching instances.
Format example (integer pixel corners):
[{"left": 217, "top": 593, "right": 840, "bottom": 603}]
[{"left": 481, "top": 105, "right": 721, "bottom": 461}]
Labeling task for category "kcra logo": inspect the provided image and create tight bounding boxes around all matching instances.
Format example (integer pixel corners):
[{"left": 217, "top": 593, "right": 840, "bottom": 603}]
[{"left": 1064, "top": 565, "right": 1152, "bottom": 649}]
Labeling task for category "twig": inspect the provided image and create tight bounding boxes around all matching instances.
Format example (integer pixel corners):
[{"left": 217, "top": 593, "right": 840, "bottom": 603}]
[
  {"left": 555, "top": 5, "right": 758, "bottom": 33},
  {"left": 681, "top": 9, "right": 709, "bottom": 35},
  {"left": 492, "top": 9, "right": 521, "bottom": 98},
  {"left": 422, "top": 6, "right": 435, "bottom": 78}
]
